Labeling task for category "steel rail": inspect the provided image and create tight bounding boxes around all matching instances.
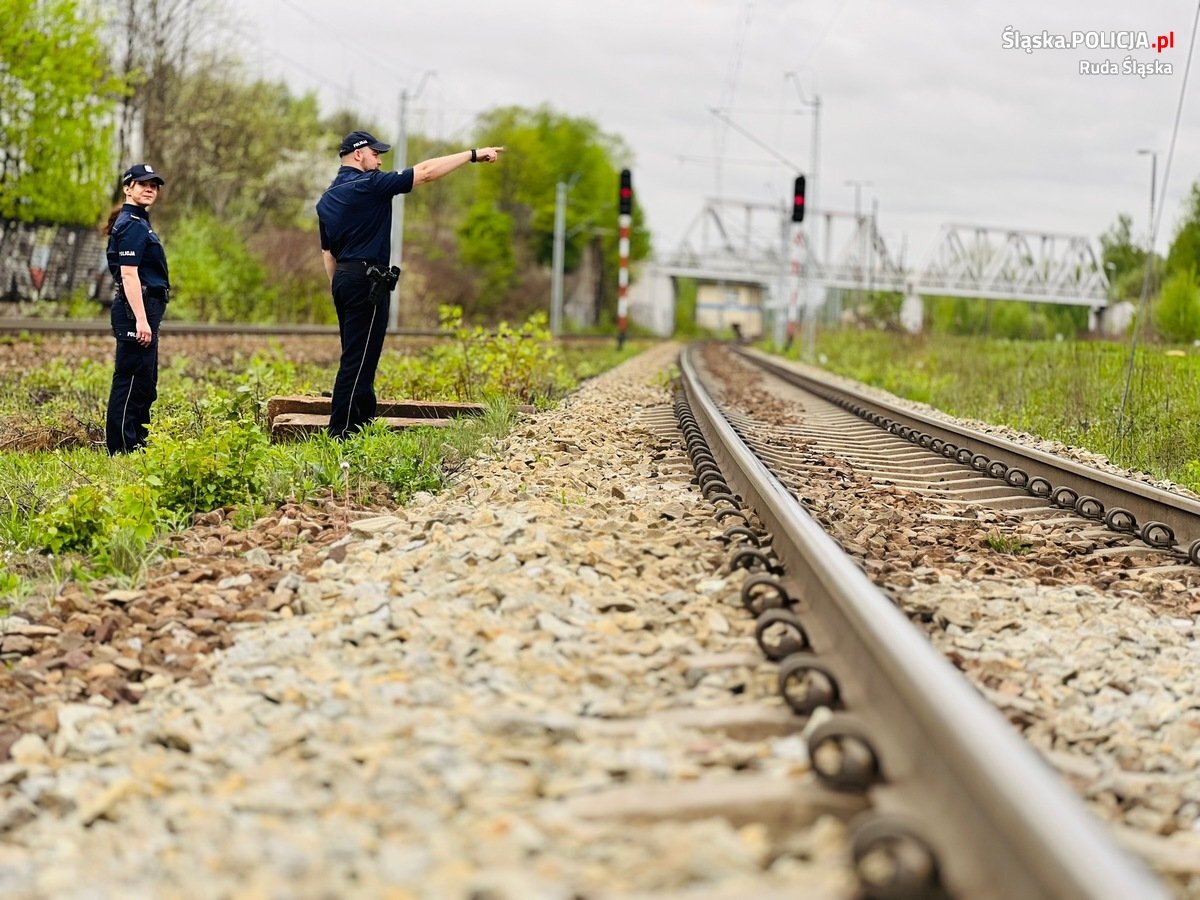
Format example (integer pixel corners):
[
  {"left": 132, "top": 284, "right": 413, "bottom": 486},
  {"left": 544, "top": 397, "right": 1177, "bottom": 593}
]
[
  {"left": 735, "top": 347, "right": 1200, "bottom": 561},
  {"left": 679, "top": 345, "right": 1167, "bottom": 900}
]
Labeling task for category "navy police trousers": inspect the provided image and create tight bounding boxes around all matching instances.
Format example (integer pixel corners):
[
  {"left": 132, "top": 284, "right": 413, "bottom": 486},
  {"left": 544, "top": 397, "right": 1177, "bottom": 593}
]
[
  {"left": 329, "top": 270, "right": 389, "bottom": 440},
  {"left": 106, "top": 295, "right": 165, "bottom": 455}
]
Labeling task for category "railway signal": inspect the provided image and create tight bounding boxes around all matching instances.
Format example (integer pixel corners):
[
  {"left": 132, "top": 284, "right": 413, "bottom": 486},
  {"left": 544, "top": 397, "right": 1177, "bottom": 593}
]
[
  {"left": 617, "top": 169, "right": 633, "bottom": 348},
  {"left": 791, "top": 175, "right": 806, "bottom": 223}
]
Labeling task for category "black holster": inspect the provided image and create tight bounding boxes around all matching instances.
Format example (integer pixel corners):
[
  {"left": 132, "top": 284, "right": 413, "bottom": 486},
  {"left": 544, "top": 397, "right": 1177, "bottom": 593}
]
[{"left": 366, "top": 264, "right": 401, "bottom": 292}]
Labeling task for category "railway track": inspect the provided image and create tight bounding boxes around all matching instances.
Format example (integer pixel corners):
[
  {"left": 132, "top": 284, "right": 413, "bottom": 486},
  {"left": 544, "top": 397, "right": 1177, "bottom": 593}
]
[
  {"left": 677, "top": 341, "right": 1193, "bottom": 898},
  {"left": 0, "top": 317, "right": 617, "bottom": 341},
  {"left": 0, "top": 317, "right": 350, "bottom": 337},
  {"left": 0, "top": 340, "right": 1193, "bottom": 895}
]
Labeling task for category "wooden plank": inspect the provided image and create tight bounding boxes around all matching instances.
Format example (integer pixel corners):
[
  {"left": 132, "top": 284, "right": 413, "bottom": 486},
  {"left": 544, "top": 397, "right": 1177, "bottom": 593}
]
[
  {"left": 269, "top": 412, "right": 452, "bottom": 443},
  {"left": 267, "top": 395, "right": 489, "bottom": 423}
]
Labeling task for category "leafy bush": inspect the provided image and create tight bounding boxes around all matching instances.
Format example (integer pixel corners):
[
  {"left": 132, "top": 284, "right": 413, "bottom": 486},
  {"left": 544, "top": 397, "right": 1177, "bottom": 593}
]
[
  {"left": 0, "top": 569, "right": 22, "bottom": 601},
  {"left": 424, "top": 305, "right": 569, "bottom": 403},
  {"left": 456, "top": 204, "right": 517, "bottom": 312},
  {"left": 35, "top": 485, "right": 110, "bottom": 555},
  {"left": 168, "top": 213, "right": 277, "bottom": 323},
  {"left": 1154, "top": 266, "right": 1200, "bottom": 342},
  {"left": 674, "top": 278, "right": 700, "bottom": 337},
  {"left": 925, "top": 296, "right": 1087, "bottom": 339},
  {"left": 33, "top": 483, "right": 160, "bottom": 575},
  {"left": 143, "top": 420, "right": 270, "bottom": 516}
]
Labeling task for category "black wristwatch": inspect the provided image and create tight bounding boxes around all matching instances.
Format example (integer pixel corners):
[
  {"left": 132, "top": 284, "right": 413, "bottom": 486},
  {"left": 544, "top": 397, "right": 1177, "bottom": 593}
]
[{"left": 470, "top": 148, "right": 478, "bottom": 163}]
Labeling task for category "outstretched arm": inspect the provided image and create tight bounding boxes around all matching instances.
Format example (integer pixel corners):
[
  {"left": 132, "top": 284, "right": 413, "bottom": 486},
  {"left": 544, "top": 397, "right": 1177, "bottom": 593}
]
[{"left": 412, "top": 147, "right": 505, "bottom": 186}]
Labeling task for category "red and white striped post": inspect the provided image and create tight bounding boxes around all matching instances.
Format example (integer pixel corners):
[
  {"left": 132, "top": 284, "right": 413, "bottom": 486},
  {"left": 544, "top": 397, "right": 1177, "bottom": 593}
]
[
  {"left": 617, "top": 169, "right": 632, "bottom": 348},
  {"left": 786, "top": 228, "right": 805, "bottom": 348},
  {"left": 787, "top": 174, "right": 807, "bottom": 349}
]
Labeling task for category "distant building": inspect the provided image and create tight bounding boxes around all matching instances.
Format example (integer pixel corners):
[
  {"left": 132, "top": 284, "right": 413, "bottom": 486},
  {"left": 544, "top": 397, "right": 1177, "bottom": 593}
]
[
  {"left": 694, "top": 281, "right": 764, "bottom": 337},
  {"left": 626, "top": 263, "right": 767, "bottom": 338}
]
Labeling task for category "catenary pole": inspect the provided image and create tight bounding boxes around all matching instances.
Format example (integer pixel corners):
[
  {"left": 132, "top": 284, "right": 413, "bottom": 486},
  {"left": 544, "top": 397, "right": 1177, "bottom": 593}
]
[
  {"left": 388, "top": 71, "right": 434, "bottom": 332},
  {"left": 551, "top": 181, "right": 566, "bottom": 336}
]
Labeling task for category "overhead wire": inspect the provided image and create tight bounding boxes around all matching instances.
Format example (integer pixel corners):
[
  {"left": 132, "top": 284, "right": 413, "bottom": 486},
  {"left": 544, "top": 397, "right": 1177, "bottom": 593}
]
[
  {"left": 714, "top": 1, "right": 755, "bottom": 201},
  {"left": 227, "top": 21, "right": 374, "bottom": 115},
  {"left": 236, "top": 3, "right": 497, "bottom": 142},
  {"left": 796, "top": 0, "right": 851, "bottom": 68},
  {"left": 275, "top": 0, "right": 416, "bottom": 85}
]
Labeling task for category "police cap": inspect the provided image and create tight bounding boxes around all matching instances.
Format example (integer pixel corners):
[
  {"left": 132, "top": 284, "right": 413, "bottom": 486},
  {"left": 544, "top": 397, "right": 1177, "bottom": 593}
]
[
  {"left": 121, "top": 163, "right": 165, "bottom": 186},
  {"left": 339, "top": 131, "right": 392, "bottom": 156}
]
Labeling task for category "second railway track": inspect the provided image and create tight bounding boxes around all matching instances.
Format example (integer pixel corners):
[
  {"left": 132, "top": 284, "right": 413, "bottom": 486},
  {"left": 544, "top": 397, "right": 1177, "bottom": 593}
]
[{"left": 679, "top": 341, "right": 1200, "bottom": 898}]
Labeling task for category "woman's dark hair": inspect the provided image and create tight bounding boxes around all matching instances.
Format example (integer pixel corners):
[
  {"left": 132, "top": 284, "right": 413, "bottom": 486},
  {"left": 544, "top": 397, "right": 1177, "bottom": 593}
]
[{"left": 102, "top": 202, "right": 122, "bottom": 236}]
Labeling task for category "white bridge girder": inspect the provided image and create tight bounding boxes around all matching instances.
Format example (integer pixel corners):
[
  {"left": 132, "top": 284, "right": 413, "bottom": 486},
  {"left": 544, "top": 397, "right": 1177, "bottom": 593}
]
[
  {"left": 919, "top": 224, "right": 1108, "bottom": 306},
  {"left": 659, "top": 199, "right": 1110, "bottom": 308}
]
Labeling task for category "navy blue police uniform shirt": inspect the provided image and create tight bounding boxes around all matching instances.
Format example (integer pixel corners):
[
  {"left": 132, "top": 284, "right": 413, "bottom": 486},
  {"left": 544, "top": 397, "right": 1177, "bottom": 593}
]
[
  {"left": 106, "top": 203, "right": 170, "bottom": 295},
  {"left": 316, "top": 167, "right": 416, "bottom": 266}
]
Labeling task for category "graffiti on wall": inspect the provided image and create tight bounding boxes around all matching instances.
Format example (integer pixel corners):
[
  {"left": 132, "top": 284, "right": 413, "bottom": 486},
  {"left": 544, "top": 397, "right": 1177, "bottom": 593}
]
[{"left": 0, "top": 219, "right": 108, "bottom": 302}]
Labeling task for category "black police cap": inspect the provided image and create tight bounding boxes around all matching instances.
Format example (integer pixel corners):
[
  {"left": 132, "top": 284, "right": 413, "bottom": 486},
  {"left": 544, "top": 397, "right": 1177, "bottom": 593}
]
[
  {"left": 339, "top": 131, "right": 392, "bottom": 156},
  {"left": 121, "top": 163, "right": 165, "bottom": 186}
]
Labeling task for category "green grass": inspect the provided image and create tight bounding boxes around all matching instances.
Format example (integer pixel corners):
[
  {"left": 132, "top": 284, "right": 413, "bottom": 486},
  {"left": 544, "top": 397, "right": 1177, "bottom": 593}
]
[
  {"left": 984, "top": 531, "right": 1032, "bottom": 555},
  {"left": 0, "top": 311, "right": 637, "bottom": 604},
  {"left": 773, "top": 330, "right": 1200, "bottom": 493}
]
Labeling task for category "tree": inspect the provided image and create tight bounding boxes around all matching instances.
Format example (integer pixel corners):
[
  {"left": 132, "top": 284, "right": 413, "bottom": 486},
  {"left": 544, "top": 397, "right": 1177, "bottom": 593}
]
[
  {"left": 105, "top": 0, "right": 222, "bottom": 169},
  {"left": 1099, "top": 213, "right": 1153, "bottom": 301},
  {"left": 462, "top": 105, "right": 652, "bottom": 321},
  {"left": 103, "top": 0, "right": 335, "bottom": 229},
  {"left": 0, "top": 0, "right": 125, "bottom": 224},
  {"left": 456, "top": 204, "right": 517, "bottom": 308},
  {"left": 1167, "top": 182, "right": 1200, "bottom": 276},
  {"left": 149, "top": 66, "right": 330, "bottom": 227},
  {"left": 167, "top": 212, "right": 275, "bottom": 322},
  {"left": 1154, "top": 265, "right": 1200, "bottom": 342}
]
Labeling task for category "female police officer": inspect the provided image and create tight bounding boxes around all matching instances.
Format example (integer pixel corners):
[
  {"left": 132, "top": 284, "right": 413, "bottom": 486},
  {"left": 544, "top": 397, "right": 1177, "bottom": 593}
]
[{"left": 104, "top": 163, "right": 169, "bottom": 454}]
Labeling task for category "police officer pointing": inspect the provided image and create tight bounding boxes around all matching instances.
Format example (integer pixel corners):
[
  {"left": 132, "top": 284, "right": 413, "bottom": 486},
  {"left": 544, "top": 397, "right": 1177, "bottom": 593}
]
[
  {"left": 104, "top": 163, "right": 170, "bottom": 455},
  {"left": 316, "top": 131, "right": 504, "bottom": 440}
]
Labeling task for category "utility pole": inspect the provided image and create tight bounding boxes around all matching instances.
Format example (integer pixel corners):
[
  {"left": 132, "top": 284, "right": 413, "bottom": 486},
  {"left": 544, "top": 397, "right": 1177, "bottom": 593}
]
[
  {"left": 551, "top": 181, "right": 567, "bottom": 336},
  {"left": 389, "top": 71, "right": 434, "bottom": 332},
  {"left": 844, "top": 179, "right": 871, "bottom": 309},
  {"left": 1137, "top": 148, "right": 1158, "bottom": 256},
  {"left": 868, "top": 196, "right": 878, "bottom": 299},
  {"left": 785, "top": 73, "right": 821, "bottom": 264},
  {"left": 785, "top": 72, "right": 821, "bottom": 359},
  {"left": 550, "top": 173, "right": 581, "bottom": 337}
]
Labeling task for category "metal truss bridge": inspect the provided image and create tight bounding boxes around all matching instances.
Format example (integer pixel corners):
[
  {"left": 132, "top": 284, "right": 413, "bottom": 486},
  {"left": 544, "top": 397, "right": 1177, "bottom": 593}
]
[{"left": 655, "top": 198, "right": 1111, "bottom": 311}]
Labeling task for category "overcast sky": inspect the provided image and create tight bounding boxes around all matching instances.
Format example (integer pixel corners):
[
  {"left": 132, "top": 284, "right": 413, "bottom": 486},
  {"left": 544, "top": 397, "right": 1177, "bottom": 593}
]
[{"left": 236, "top": 0, "right": 1198, "bottom": 264}]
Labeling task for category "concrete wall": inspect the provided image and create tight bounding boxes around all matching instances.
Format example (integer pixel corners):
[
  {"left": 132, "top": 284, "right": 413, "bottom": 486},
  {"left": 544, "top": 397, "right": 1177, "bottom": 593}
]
[
  {"left": 0, "top": 219, "right": 108, "bottom": 303},
  {"left": 695, "top": 282, "right": 764, "bottom": 337},
  {"left": 626, "top": 266, "right": 676, "bottom": 337}
]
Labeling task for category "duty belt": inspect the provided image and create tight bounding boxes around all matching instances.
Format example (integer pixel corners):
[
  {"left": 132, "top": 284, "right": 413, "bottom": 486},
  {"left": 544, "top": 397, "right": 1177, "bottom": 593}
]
[
  {"left": 115, "top": 284, "right": 169, "bottom": 302},
  {"left": 335, "top": 260, "right": 376, "bottom": 272}
]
